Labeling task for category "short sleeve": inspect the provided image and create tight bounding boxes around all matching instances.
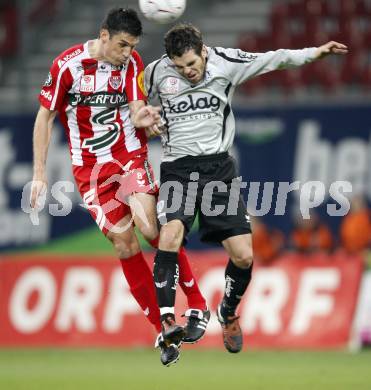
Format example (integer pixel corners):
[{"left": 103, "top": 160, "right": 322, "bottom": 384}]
[{"left": 39, "top": 59, "right": 73, "bottom": 111}]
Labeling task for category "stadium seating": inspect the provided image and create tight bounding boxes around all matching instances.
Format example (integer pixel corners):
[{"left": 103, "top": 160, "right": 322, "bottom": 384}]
[
  {"left": 0, "top": 4, "right": 18, "bottom": 57},
  {"left": 238, "top": 0, "right": 371, "bottom": 94}
]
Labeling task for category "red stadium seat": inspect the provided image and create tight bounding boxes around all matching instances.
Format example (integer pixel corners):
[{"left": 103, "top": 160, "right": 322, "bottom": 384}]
[
  {"left": 340, "top": 50, "right": 366, "bottom": 85},
  {"left": 301, "top": 61, "right": 327, "bottom": 85},
  {"left": 287, "top": 0, "right": 303, "bottom": 17},
  {"left": 316, "top": 0, "right": 333, "bottom": 17},
  {"left": 261, "top": 71, "right": 281, "bottom": 88},
  {"left": 270, "top": 3, "right": 290, "bottom": 36},
  {"left": 237, "top": 34, "right": 259, "bottom": 54},
  {"left": 303, "top": 14, "right": 322, "bottom": 40},
  {"left": 339, "top": 0, "right": 358, "bottom": 17},
  {"left": 304, "top": 0, "right": 325, "bottom": 17},
  {"left": 240, "top": 76, "right": 263, "bottom": 95},
  {"left": 255, "top": 34, "right": 273, "bottom": 52},
  {"left": 0, "top": 5, "right": 18, "bottom": 56},
  {"left": 272, "top": 32, "right": 293, "bottom": 50},
  {"left": 29, "top": 0, "right": 60, "bottom": 24},
  {"left": 280, "top": 68, "right": 304, "bottom": 93},
  {"left": 364, "top": 29, "right": 371, "bottom": 49},
  {"left": 355, "top": 0, "right": 371, "bottom": 16},
  {"left": 361, "top": 61, "right": 371, "bottom": 89},
  {"left": 238, "top": 0, "right": 367, "bottom": 95}
]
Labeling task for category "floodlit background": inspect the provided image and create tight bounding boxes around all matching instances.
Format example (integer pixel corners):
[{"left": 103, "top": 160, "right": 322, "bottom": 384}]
[{"left": 0, "top": 1, "right": 370, "bottom": 389}]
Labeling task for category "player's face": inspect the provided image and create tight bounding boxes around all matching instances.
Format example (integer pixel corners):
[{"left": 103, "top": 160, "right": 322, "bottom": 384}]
[
  {"left": 171, "top": 46, "right": 208, "bottom": 84},
  {"left": 101, "top": 30, "right": 139, "bottom": 66}
]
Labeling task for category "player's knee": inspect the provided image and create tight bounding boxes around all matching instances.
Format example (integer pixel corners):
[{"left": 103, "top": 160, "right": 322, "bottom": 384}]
[
  {"left": 139, "top": 224, "right": 159, "bottom": 243},
  {"left": 232, "top": 247, "right": 254, "bottom": 269},
  {"left": 159, "top": 221, "right": 183, "bottom": 251},
  {"left": 107, "top": 233, "right": 140, "bottom": 258}
]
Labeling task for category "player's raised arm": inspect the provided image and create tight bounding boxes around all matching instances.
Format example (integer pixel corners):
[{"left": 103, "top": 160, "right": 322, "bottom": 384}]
[
  {"left": 219, "top": 40, "right": 348, "bottom": 86},
  {"left": 30, "top": 106, "right": 57, "bottom": 208}
]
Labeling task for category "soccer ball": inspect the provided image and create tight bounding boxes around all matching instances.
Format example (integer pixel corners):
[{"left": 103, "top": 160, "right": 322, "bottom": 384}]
[{"left": 138, "top": 0, "right": 186, "bottom": 24}]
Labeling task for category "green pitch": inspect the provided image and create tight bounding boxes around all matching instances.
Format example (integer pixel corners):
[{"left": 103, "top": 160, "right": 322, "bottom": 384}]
[{"left": 1, "top": 349, "right": 370, "bottom": 390}]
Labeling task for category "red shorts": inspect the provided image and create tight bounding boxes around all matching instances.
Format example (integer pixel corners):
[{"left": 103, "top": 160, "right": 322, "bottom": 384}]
[{"left": 73, "top": 154, "right": 158, "bottom": 235}]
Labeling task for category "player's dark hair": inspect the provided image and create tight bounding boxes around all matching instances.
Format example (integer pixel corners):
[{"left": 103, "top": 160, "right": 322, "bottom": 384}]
[
  {"left": 164, "top": 23, "right": 203, "bottom": 58},
  {"left": 101, "top": 8, "right": 142, "bottom": 37}
]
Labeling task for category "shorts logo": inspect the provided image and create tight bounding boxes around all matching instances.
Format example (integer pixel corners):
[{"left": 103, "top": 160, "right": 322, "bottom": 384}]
[
  {"left": 136, "top": 171, "right": 146, "bottom": 187},
  {"left": 155, "top": 281, "right": 167, "bottom": 288},
  {"left": 108, "top": 75, "right": 122, "bottom": 90},
  {"left": 80, "top": 75, "right": 95, "bottom": 93},
  {"left": 43, "top": 72, "right": 53, "bottom": 87},
  {"left": 165, "top": 77, "right": 180, "bottom": 94}
]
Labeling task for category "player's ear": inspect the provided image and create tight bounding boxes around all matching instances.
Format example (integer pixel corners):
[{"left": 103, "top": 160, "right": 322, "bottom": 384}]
[
  {"left": 201, "top": 45, "right": 207, "bottom": 59},
  {"left": 100, "top": 29, "right": 110, "bottom": 42}
]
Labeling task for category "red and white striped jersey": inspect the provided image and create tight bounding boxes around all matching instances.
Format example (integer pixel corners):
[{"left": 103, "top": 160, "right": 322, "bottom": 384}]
[{"left": 39, "top": 41, "right": 148, "bottom": 166}]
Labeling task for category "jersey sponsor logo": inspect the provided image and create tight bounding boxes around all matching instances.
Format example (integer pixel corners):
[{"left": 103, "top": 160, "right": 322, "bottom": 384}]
[
  {"left": 80, "top": 75, "right": 95, "bottom": 93},
  {"left": 98, "top": 64, "right": 109, "bottom": 73},
  {"left": 82, "top": 108, "right": 121, "bottom": 152},
  {"left": 166, "top": 94, "right": 221, "bottom": 114},
  {"left": 69, "top": 92, "right": 128, "bottom": 107},
  {"left": 137, "top": 70, "right": 146, "bottom": 96},
  {"left": 108, "top": 75, "right": 122, "bottom": 90},
  {"left": 40, "top": 89, "right": 53, "bottom": 101},
  {"left": 165, "top": 76, "right": 179, "bottom": 94},
  {"left": 43, "top": 72, "right": 53, "bottom": 87},
  {"left": 237, "top": 50, "right": 258, "bottom": 61},
  {"left": 57, "top": 48, "right": 82, "bottom": 68}
]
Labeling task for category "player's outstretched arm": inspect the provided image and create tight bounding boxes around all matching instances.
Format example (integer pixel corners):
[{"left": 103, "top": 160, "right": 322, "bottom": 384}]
[
  {"left": 30, "top": 106, "right": 57, "bottom": 209},
  {"left": 314, "top": 41, "right": 348, "bottom": 60}
]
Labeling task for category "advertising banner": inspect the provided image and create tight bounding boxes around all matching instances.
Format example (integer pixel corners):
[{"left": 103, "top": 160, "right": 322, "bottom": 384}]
[
  {"left": 0, "top": 252, "right": 363, "bottom": 348},
  {"left": 350, "top": 270, "right": 371, "bottom": 348}
]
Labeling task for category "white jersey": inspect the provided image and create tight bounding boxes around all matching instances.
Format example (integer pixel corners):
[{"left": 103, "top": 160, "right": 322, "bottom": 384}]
[{"left": 145, "top": 46, "right": 317, "bottom": 161}]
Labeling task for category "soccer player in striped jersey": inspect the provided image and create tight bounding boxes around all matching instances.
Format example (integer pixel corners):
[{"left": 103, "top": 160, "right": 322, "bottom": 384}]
[
  {"left": 30, "top": 9, "right": 208, "bottom": 366},
  {"left": 145, "top": 23, "right": 347, "bottom": 359}
]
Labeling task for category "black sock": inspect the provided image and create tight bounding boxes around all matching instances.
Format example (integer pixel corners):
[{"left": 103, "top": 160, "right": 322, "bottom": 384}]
[
  {"left": 153, "top": 249, "right": 179, "bottom": 322},
  {"left": 221, "top": 259, "right": 253, "bottom": 318}
]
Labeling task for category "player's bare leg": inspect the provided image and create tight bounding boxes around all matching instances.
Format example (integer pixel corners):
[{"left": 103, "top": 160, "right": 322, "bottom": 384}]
[{"left": 217, "top": 233, "right": 253, "bottom": 353}]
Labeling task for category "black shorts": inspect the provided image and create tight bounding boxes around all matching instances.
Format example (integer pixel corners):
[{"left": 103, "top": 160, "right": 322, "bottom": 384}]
[{"left": 158, "top": 152, "right": 251, "bottom": 244}]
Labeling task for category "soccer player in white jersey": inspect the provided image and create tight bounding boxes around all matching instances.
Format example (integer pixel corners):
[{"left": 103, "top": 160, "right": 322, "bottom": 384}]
[
  {"left": 144, "top": 23, "right": 348, "bottom": 358},
  {"left": 30, "top": 9, "right": 209, "bottom": 366}
]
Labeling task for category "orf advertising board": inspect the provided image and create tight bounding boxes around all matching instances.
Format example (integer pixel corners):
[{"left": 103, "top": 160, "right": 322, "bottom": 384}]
[{"left": 0, "top": 252, "right": 363, "bottom": 349}]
